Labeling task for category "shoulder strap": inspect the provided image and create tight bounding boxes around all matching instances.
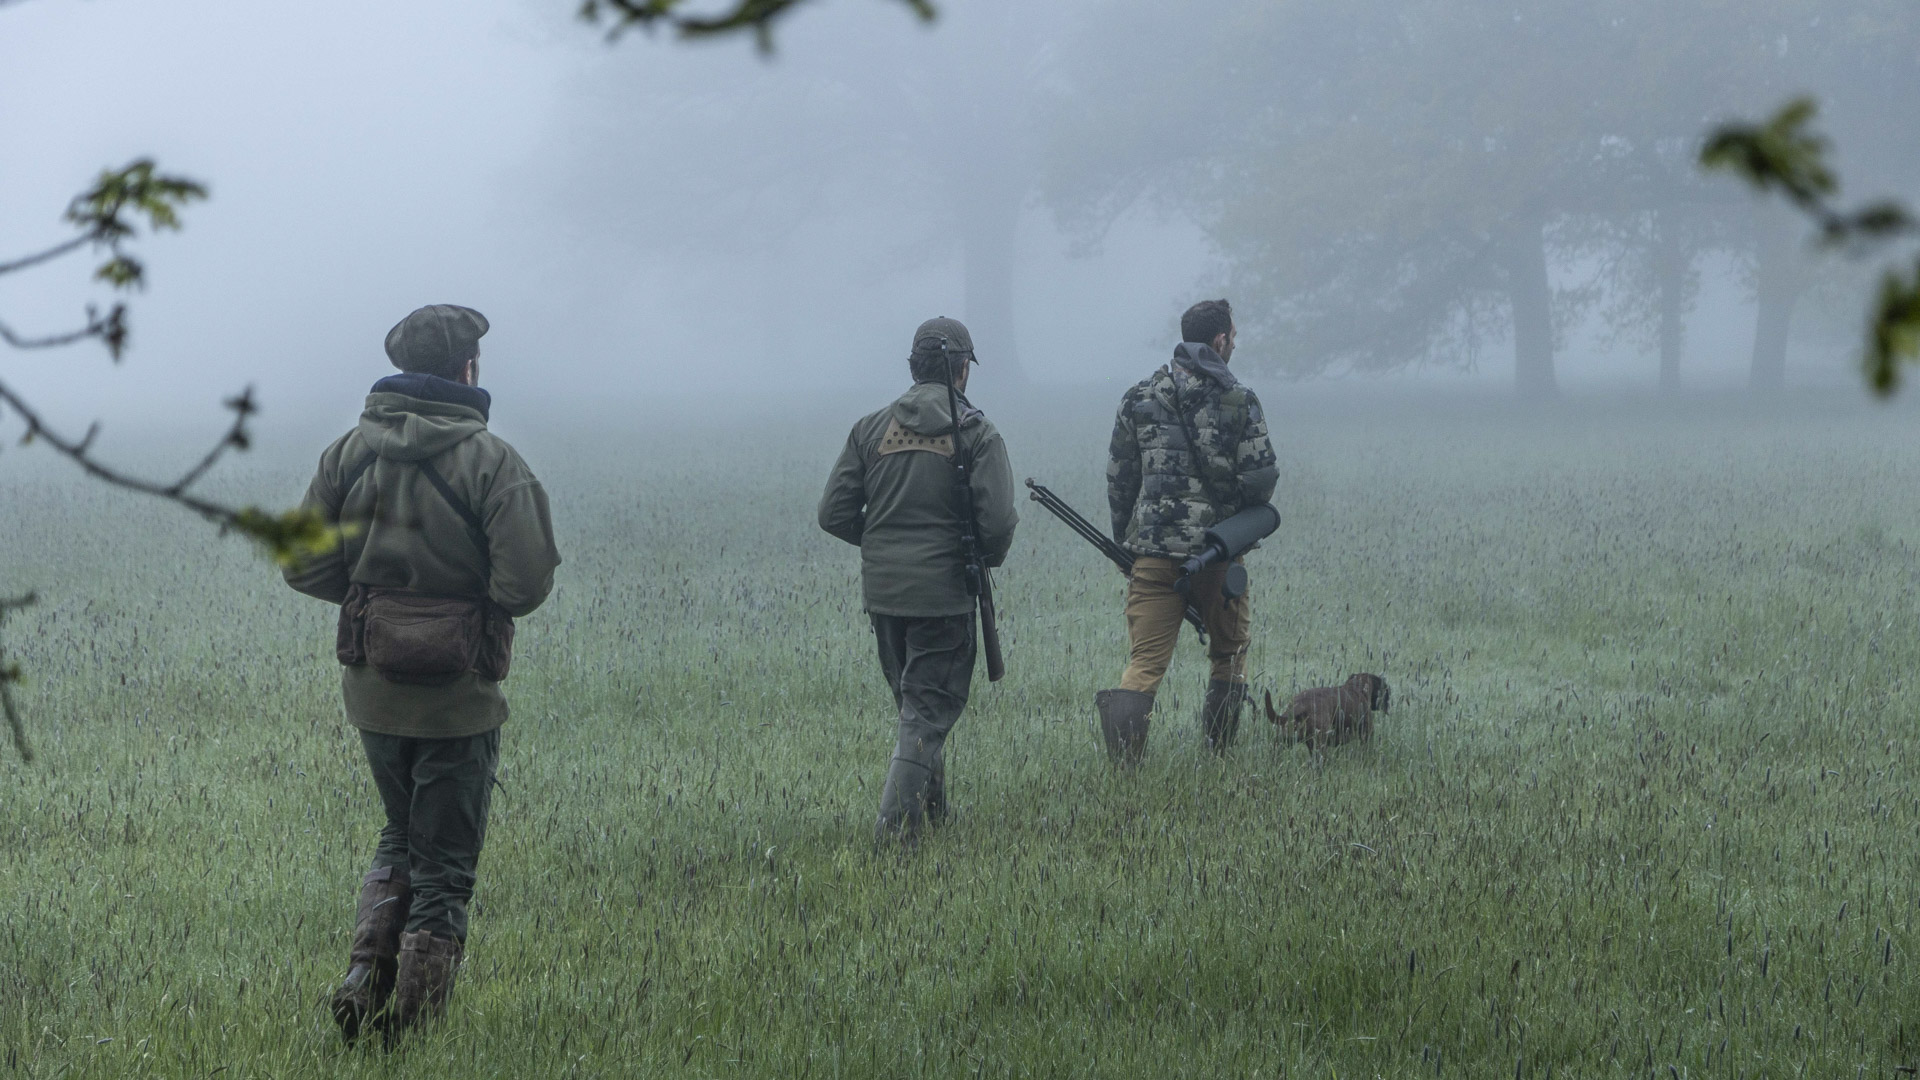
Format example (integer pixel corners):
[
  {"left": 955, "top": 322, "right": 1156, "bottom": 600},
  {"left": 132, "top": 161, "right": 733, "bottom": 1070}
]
[
  {"left": 415, "top": 457, "right": 486, "bottom": 536},
  {"left": 1169, "top": 367, "right": 1220, "bottom": 496},
  {"left": 417, "top": 458, "right": 491, "bottom": 578},
  {"left": 338, "top": 450, "right": 490, "bottom": 574},
  {"left": 339, "top": 452, "right": 378, "bottom": 504}
]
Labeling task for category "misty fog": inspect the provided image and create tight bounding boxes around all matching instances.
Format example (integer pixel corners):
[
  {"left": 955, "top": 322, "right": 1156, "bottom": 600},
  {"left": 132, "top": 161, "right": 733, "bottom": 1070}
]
[{"left": 3, "top": 0, "right": 1916, "bottom": 465}]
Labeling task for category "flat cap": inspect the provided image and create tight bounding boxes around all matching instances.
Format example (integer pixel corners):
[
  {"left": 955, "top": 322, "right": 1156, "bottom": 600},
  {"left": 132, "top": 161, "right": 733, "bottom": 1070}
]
[{"left": 385, "top": 304, "right": 490, "bottom": 375}]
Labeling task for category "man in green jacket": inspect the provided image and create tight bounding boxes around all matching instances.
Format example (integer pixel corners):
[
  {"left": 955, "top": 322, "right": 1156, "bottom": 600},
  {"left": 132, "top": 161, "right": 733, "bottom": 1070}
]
[
  {"left": 818, "top": 317, "right": 1017, "bottom": 845},
  {"left": 283, "top": 304, "right": 561, "bottom": 1040}
]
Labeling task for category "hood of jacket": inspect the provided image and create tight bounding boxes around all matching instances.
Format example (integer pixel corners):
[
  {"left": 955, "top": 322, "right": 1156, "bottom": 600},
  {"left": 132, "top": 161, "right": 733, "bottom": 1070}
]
[
  {"left": 358, "top": 374, "right": 491, "bottom": 462},
  {"left": 892, "top": 379, "right": 983, "bottom": 436},
  {"left": 1171, "top": 342, "right": 1238, "bottom": 388},
  {"left": 1149, "top": 342, "right": 1240, "bottom": 414}
]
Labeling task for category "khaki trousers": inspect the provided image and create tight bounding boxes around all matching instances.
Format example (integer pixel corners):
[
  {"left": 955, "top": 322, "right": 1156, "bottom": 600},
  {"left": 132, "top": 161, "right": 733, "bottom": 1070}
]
[{"left": 1119, "top": 557, "right": 1251, "bottom": 694}]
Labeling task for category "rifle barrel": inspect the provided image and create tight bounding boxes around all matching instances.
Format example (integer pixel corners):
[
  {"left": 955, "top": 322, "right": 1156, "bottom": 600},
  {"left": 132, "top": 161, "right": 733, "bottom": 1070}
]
[
  {"left": 1028, "top": 483, "right": 1128, "bottom": 570},
  {"left": 1024, "top": 478, "right": 1209, "bottom": 643}
]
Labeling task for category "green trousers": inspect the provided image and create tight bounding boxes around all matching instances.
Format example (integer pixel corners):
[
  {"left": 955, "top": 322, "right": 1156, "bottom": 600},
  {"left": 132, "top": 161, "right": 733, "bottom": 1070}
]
[
  {"left": 359, "top": 728, "right": 499, "bottom": 942},
  {"left": 871, "top": 612, "right": 976, "bottom": 838}
]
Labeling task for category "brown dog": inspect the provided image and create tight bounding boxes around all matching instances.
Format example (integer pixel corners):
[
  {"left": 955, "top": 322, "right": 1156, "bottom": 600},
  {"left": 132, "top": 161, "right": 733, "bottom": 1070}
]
[{"left": 1265, "top": 674, "right": 1390, "bottom": 747}]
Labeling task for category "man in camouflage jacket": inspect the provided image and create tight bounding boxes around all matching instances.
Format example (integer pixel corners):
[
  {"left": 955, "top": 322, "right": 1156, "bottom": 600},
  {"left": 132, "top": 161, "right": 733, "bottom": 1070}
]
[
  {"left": 1097, "top": 299, "right": 1277, "bottom": 760},
  {"left": 283, "top": 304, "right": 561, "bottom": 1040},
  {"left": 818, "top": 317, "right": 1017, "bottom": 845}
]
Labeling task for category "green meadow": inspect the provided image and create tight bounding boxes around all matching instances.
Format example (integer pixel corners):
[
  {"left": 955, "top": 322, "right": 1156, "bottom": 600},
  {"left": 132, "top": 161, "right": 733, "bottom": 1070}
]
[{"left": 5, "top": 393, "right": 1920, "bottom": 1078}]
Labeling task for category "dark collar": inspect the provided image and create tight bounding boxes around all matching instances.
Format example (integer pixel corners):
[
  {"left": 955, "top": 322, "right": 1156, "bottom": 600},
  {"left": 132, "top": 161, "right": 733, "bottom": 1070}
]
[{"left": 370, "top": 372, "right": 492, "bottom": 421}]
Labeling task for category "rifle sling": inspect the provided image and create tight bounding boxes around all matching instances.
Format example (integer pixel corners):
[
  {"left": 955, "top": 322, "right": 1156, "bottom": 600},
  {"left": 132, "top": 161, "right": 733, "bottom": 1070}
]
[
  {"left": 342, "top": 451, "right": 490, "bottom": 573},
  {"left": 1170, "top": 364, "right": 1229, "bottom": 508}
]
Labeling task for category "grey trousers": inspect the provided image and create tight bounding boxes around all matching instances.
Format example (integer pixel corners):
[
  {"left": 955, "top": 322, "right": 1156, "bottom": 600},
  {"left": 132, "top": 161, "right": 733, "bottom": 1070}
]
[
  {"left": 871, "top": 612, "right": 976, "bottom": 838},
  {"left": 359, "top": 728, "right": 500, "bottom": 941}
]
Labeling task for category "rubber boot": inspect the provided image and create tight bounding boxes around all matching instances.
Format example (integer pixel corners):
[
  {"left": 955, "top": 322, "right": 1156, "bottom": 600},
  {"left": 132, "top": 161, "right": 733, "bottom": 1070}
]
[
  {"left": 1095, "top": 689, "right": 1154, "bottom": 764},
  {"left": 1201, "top": 680, "right": 1248, "bottom": 752},
  {"left": 389, "top": 930, "right": 463, "bottom": 1035},
  {"left": 925, "top": 744, "right": 949, "bottom": 828},
  {"left": 875, "top": 722, "right": 943, "bottom": 846},
  {"left": 330, "top": 865, "right": 411, "bottom": 1042}
]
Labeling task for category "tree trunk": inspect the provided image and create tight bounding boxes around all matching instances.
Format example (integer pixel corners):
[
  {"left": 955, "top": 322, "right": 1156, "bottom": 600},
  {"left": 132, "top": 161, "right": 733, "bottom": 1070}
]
[
  {"left": 959, "top": 179, "right": 1028, "bottom": 386},
  {"left": 1505, "top": 214, "right": 1557, "bottom": 399},
  {"left": 1749, "top": 210, "right": 1804, "bottom": 393},
  {"left": 1655, "top": 213, "right": 1688, "bottom": 394}
]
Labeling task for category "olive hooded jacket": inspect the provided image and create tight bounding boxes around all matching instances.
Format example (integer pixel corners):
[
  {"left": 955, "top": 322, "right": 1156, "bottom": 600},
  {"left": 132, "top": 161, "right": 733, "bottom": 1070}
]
[
  {"left": 283, "top": 374, "right": 561, "bottom": 738},
  {"left": 818, "top": 381, "right": 1017, "bottom": 617}
]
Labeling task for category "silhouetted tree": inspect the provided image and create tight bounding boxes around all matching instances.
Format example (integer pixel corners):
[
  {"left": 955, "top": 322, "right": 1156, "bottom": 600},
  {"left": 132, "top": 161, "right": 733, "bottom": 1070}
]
[{"left": 1046, "top": 0, "right": 1918, "bottom": 395}]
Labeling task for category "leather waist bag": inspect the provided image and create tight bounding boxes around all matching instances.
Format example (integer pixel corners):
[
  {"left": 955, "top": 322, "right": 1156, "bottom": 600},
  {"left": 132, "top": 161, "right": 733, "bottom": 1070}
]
[{"left": 337, "top": 585, "right": 513, "bottom": 684}]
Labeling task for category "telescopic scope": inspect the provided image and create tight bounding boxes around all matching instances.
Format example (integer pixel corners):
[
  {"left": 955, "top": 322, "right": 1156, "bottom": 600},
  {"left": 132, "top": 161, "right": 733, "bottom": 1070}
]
[{"left": 1175, "top": 503, "right": 1281, "bottom": 600}]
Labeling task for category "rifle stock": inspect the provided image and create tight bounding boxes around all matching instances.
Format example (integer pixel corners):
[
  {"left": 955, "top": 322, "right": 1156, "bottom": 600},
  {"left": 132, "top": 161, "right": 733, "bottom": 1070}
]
[{"left": 978, "top": 571, "right": 1005, "bottom": 682}]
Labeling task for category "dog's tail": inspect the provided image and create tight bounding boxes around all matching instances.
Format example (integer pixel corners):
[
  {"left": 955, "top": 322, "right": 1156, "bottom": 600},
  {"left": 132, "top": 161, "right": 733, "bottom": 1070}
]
[{"left": 1264, "top": 689, "right": 1283, "bottom": 725}]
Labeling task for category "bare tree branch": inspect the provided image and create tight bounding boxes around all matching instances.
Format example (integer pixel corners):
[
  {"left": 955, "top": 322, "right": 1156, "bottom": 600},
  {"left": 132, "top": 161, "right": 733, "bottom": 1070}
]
[
  {"left": 580, "top": 0, "right": 934, "bottom": 51},
  {"left": 1, "top": 376, "right": 254, "bottom": 523},
  {"left": 0, "top": 234, "right": 89, "bottom": 277},
  {"left": 0, "top": 592, "right": 34, "bottom": 763},
  {"left": 0, "top": 305, "right": 124, "bottom": 352}
]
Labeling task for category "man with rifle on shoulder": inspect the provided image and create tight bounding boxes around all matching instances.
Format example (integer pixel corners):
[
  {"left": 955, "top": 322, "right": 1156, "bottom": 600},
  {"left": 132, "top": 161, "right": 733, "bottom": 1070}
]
[
  {"left": 818, "top": 316, "right": 1017, "bottom": 846},
  {"left": 1098, "top": 298, "right": 1277, "bottom": 761}
]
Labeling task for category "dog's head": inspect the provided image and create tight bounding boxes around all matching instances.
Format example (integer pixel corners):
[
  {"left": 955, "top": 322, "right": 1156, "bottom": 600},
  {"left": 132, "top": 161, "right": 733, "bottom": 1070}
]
[{"left": 1347, "top": 673, "right": 1391, "bottom": 712}]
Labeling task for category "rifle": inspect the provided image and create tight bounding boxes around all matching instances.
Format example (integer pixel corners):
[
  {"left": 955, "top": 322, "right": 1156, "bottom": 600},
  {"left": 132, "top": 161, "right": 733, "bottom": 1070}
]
[
  {"left": 1024, "top": 478, "right": 1209, "bottom": 644},
  {"left": 937, "top": 340, "right": 1005, "bottom": 682}
]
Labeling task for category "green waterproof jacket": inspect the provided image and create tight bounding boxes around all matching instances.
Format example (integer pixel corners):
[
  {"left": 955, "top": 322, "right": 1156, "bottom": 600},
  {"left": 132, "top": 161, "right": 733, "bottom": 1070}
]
[
  {"left": 283, "top": 377, "right": 561, "bottom": 738},
  {"left": 818, "top": 381, "right": 1017, "bottom": 617}
]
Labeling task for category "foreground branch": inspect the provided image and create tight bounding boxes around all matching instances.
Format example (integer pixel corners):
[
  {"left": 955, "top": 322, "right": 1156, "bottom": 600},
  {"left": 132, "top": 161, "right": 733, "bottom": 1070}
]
[
  {"left": 1702, "top": 98, "right": 1920, "bottom": 396},
  {"left": 0, "top": 160, "right": 206, "bottom": 362},
  {"left": 0, "top": 592, "right": 34, "bottom": 763},
  {"left": 0, "top": 305, "right": 126, "bottom": 354},
  {"left": 0, "top": 234, "right": 89, "bottom": 278},
  {"left": 0, "top": 377, "right": 338, "bottom": 562},
  {"left": 580, "top": 0, "right": 933, "bottom": 50}
]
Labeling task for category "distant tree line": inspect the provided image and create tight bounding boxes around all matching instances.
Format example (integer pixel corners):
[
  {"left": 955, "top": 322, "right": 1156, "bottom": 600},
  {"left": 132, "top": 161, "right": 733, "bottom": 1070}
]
[
  {"left": 1045, "top": 0, "right": 1920, "bottom": 395},
  {"left": 572, "top": 0, "right": 1920, "bottom": 396}
]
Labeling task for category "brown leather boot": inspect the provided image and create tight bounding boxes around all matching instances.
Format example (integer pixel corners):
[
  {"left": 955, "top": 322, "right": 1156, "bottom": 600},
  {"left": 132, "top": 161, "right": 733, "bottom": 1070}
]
[
  {"left": 390, "top": 930, "right": 464, "bottom": 1033},
  {"left": 330, "top": 866, "right": 410, "bottom": 1041}
]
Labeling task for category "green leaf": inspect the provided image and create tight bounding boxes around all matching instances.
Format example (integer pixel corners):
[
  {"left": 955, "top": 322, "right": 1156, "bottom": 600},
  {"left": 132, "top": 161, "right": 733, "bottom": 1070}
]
[
  {"left": 1865, "top": 258, "right": 1920, "bottom": 398},
  {"left": 228, "top": 506, "right": 356, "bottom": 568},
  {"left": 1700, "top": 97, "right": 1834, "bottom": 209}
]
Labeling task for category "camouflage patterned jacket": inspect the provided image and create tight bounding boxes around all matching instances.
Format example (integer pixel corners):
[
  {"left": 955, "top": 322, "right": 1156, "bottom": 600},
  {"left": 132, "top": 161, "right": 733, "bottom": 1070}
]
[{"left": 1107, "top": 343, "right": 1278, "bottom": 559}]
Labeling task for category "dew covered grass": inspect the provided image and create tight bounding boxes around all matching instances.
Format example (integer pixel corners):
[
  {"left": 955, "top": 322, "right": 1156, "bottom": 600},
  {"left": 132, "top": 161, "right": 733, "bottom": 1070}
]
[{"left": 5, "top": 393, "right": 1920, "bottom": 1077}]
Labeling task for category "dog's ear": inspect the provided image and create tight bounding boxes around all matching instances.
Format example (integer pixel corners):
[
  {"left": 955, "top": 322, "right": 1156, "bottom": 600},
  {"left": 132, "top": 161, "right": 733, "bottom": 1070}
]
[{"left": 1264, "top": 689, "right": 1281, "bottom": 724}]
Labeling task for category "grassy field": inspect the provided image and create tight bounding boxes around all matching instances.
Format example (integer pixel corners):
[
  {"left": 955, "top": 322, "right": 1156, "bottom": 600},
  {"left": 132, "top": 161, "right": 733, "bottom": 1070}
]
[{"left": 5, "top": 391, "right": 1920, "bottom": 1078}]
